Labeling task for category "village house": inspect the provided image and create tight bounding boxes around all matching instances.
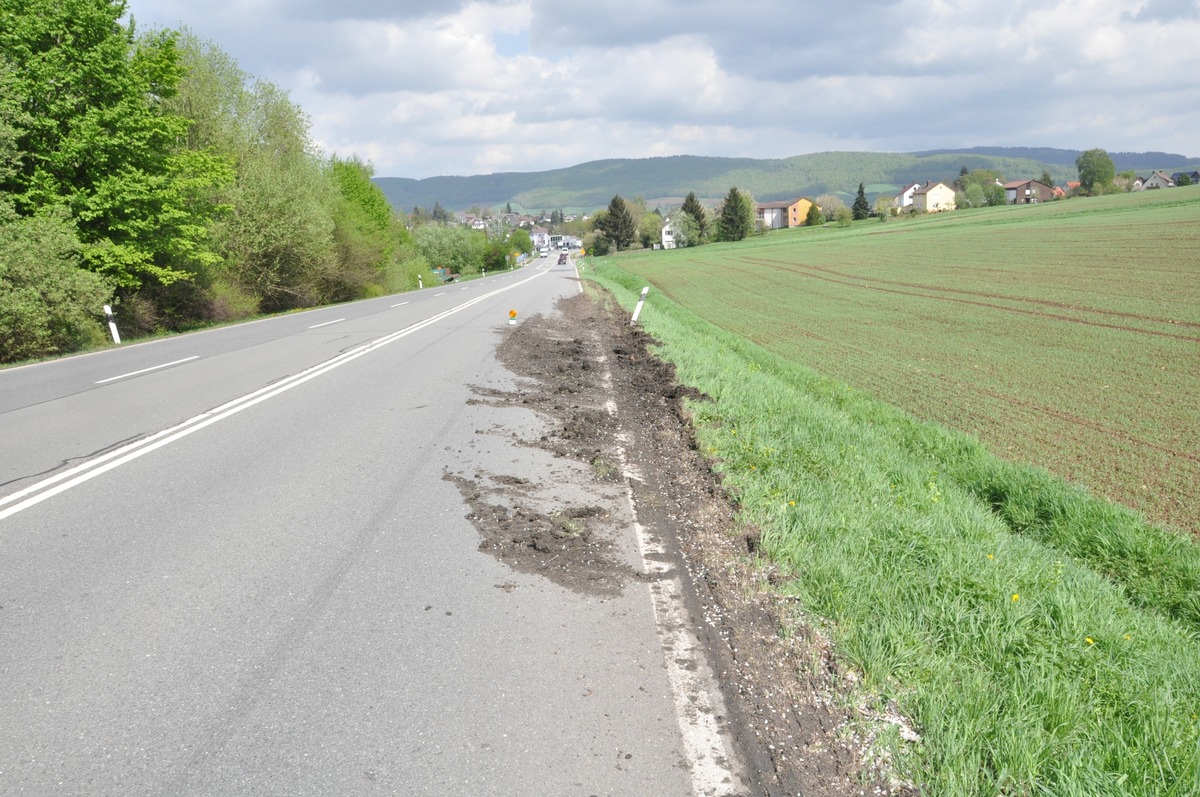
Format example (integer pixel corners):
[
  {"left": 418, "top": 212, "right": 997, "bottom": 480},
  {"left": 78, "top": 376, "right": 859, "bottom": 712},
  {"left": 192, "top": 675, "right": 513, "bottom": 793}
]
[
  {"left": 1142, "top": 170, "right": 1176, "bottom": 189},
  {"left": 911, "top": 181, "right": 956, "bottom": 213},
  {"left": 895, "top": 181, "right": 922, "bottom": 209},
  {"left": 661, "top": 218, "right": 677, "bottom": 249},
  {"left": 1003, "top": 179, "right": 1053, "bottom": 205},
  {"left": 1170, "top": 170, "right": 1200, "bottom": 185},
  {"left": 755, "top": 197, "right": 820, "bottom": 229}
]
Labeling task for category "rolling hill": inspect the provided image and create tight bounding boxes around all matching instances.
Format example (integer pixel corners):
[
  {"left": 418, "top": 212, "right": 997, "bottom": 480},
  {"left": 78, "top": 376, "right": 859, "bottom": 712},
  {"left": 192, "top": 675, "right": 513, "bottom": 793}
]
[{"left": 372, "top": 147, "right": 1199, "bottom": 215}]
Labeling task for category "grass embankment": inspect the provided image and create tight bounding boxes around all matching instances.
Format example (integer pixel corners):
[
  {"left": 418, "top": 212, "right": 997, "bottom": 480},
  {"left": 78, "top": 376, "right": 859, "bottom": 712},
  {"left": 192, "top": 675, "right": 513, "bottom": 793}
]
[{"left": 584, "top": 257, "right": 1200, "bottom": 796}]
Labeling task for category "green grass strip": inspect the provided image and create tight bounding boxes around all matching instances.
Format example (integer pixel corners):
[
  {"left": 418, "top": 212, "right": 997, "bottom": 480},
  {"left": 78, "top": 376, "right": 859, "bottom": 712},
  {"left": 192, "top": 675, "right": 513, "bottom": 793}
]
[{"left": 586, "top": 259, "right": 1200, "bottom": 796}]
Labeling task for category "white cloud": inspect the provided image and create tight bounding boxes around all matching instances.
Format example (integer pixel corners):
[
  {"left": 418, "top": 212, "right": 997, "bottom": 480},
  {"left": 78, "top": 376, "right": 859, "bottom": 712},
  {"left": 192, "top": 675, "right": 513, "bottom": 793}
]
[{"left": 123, "top": 0, "right": 1200, "bottom": 178}]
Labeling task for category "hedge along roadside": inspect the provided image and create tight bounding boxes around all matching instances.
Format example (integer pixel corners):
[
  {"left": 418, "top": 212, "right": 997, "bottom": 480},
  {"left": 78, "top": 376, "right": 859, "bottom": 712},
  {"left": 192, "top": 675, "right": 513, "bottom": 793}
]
[{"left": 583, "top": 258, "right": 1200, "bottom": 797}]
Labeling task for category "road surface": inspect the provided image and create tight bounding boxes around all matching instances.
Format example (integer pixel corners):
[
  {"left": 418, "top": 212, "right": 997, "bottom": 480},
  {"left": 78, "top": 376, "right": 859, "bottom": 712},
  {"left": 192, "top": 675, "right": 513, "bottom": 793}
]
[{"left": 0, "top": 256, "right": 744, "bottom": 796}]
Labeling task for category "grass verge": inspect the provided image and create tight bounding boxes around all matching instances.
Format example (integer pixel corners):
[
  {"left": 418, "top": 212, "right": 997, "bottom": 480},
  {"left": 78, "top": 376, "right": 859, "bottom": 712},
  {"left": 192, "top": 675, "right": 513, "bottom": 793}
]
[{"left": 584, "top": 258, "right": 1200, "bottom": 796}]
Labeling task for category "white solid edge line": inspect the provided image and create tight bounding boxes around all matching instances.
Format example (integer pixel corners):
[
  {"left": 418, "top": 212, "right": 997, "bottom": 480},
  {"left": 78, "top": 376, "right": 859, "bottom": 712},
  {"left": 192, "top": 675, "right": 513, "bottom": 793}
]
[
  {"left": 0, "top": 269, "right": 548, "bottom": 521},
  {"left": 390, "top": 301, "right": 410, "bottom": 308},
  {"left": 599, "top": 362, "right": 741, "bottom": 795},
  {"left": 307, "top": 318, "right": 345, "bottom": 329},
  {"left": 94, "top": 356, "right": 201, "bottom": 385}
]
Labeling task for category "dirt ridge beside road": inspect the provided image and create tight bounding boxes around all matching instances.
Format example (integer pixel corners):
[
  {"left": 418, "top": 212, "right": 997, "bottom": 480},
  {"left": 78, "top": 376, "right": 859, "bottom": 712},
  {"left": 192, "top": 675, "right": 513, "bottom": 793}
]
[{"left": 453, "top": 286, "right": 909, "bottom": 796}]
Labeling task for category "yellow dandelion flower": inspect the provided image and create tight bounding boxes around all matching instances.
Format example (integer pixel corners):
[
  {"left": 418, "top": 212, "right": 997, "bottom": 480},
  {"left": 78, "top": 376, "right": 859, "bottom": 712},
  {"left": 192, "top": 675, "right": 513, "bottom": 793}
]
[
  {"left": 788, "top": 501, "right": 796, "bottom": 506},
  {"left": 1011, "top": 593, "right": 1020, "bottom": 602},
  {"left": 987, "top": 554, "right": 994, "bottom": 560},
  {"left": 1124, "top": 634, "right": 1131, "bottom": 640},
  {"left": 1086, "top": 637, "right": 1095, "bottom": 645}
]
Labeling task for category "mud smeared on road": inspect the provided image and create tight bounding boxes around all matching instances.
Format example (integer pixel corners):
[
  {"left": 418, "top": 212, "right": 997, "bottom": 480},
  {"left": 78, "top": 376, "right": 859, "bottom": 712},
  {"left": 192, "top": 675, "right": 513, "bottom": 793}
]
[{"left": 449, "top": 287, "right": 911, "bottom": 797}]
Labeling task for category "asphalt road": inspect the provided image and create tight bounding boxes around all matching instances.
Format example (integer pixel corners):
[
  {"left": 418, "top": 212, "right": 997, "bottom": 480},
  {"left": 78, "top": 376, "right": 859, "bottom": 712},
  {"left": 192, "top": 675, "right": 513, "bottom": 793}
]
[{"left": 0, "top": 258, "right": 738, "bottom": 796}]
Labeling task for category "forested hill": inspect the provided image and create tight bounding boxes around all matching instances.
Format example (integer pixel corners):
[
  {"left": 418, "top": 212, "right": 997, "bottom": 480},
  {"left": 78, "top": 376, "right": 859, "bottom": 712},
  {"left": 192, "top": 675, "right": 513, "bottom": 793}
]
[{"left": 373, "top": 148, "right": 1198, "bottom": 213}]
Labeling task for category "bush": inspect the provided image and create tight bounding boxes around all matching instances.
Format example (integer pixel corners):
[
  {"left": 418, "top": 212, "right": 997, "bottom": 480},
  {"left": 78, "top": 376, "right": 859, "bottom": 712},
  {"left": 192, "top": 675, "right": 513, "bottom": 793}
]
[{"left": 0, "top": 205, "right": 112, "bottom": 363}]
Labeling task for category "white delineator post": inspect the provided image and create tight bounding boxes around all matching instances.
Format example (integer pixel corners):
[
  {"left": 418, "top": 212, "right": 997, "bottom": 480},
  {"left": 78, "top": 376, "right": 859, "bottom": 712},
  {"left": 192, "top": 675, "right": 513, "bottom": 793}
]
[
  {"left": 103, "top": 304, "right": 121, "bottom": 344},
  {"left": 630, "top": 286, "right": 649, "bottom": 327},
  {"left": 418, "top": 275, "right": 424, "bottom": 289}
]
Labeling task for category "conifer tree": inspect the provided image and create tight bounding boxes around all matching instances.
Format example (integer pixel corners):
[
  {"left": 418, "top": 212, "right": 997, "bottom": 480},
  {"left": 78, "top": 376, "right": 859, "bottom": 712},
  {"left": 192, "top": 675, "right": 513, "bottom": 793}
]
[
  {"left": 680, "top": 191, "right": 709, "bottom": 242},
  {"left": 852, "top": 183, "right": 871, "bottom": 220},
  {"left": 597, "top": 195, "right": 635, "bottom": 250}
]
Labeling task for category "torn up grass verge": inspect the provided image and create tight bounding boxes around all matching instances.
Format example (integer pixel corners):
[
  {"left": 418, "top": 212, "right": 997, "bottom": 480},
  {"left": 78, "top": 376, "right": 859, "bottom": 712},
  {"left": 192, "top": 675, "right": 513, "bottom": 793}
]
[{"left": 585, "top": 260, "right": 1200, "bottom": 797}]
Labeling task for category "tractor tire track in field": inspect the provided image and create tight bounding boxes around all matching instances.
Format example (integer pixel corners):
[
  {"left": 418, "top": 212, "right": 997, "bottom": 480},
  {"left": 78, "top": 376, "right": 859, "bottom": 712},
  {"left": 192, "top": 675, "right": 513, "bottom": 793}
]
[{"left": 740, "top": 257, "right": 1200, "bottom": 342}]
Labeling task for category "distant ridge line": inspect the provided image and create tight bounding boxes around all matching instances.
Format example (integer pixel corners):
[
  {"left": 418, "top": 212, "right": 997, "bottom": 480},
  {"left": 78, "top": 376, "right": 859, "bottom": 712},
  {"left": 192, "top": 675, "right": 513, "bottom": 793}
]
[{"left": 373, "top": 148, "right": 1199, "bottom": 214}]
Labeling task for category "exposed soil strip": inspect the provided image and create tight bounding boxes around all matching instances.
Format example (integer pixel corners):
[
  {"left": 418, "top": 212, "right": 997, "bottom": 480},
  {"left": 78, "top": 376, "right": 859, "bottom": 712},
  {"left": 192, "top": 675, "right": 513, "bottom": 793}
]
[{"left": 451, "top": 289, "right": 910, "bottom": 797}]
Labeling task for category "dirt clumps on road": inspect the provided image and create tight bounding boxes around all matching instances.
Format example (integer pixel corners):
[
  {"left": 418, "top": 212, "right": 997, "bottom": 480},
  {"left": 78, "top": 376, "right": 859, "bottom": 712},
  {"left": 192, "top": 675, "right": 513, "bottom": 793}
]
[{"left": 451, "top": 286, "right": 909, "bottom": 797}]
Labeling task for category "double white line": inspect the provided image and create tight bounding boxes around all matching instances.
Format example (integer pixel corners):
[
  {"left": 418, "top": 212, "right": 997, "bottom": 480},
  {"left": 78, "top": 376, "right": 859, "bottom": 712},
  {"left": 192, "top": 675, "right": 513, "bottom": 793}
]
[{"left": 0, "top": 271, "right": 545, "bottom": 522}]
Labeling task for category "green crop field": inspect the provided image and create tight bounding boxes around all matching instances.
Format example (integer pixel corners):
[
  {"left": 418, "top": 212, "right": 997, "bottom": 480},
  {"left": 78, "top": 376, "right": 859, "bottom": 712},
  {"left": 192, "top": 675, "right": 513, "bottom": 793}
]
[{"left": 613, "top": 188, "right": 1200, "bottom": 538}]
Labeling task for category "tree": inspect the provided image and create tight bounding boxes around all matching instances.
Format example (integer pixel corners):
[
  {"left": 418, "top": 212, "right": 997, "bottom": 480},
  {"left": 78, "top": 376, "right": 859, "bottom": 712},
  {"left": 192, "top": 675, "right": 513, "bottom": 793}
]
[
  {"left": 982, "top": 183, "right": 1007, "bottom": 207},
  {"left": 852, "top": 183, "right": 870, "bottom": 220},
  {"left": 954, "top": 165, "right": 969, "bottom": 191},
  {"left": 834, "top": 206, "right": 854, "bottom": 227},
  {"left": 1178, "top": 173, "right": 1193, "bottom": 187},
  {"left": 805, "top": 203, "right": 824, "bottom": 226},
  {"left": 596, "top": 195, "right": 635, "bottom": 250},
  {"left": 1, "top": 2, "right": 229, "bottom": 294},
  {"left": 637, "top": 211, "right": 663, "bottom": 249},
  {"left": 1076, "top": 148, "right": 1115, "bottom": 195},
  {"left": 965, "top": 183, "right": 986, "bottom": 208},
  {"left": 0, "top": 201, "right": 111, "bottom": 362},
  {"left": 716, "top": 187, "right": 754, "bottom": 242},
  {"left": 680, "top": 191, "right": 709, "bottom": 242},
  {"left": 508, "top": 227, "right": 533, "bottom": 256},
  {"left": 815, "top": 193, "right": 845, "bottom": 217},
  {"left": 874, "top": 195, "right": 896, "bottom": 221},
  {"left": 1039, "top": 170, "right": 1055, "bottom": 189}
]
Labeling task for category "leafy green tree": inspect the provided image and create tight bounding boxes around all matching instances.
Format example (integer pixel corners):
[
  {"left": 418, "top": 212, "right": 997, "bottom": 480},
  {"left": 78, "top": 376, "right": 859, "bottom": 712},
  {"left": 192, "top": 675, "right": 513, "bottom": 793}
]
[
  {"left": 716, "top": 187, "right": 754, "bottom": 242},
  {"left": 1076, "top": 148, "right": 1116, "bottom": 195},
  {"left": 1, "top": 1, "right": 228, "bottom": 293},
  {"left": 413, "top": 224, "right": 486, "bottom": 276},
  {"left": 874, "top": 194, "right": 896, "bottom": 221},
  {"left": 668, "top": 213, "right": 701, "bottom": 247},
  {"left": 834, "top": 206, "right": 854, "bottom": 227},
  {"left": 680, "top": 191, "right": 709, "bottom": 242},
  {"left": 508, "top": 228, "right": 533, "bottom": 256},
  {"left": 638, "top": 210, "right": 663, "bottom": 249},
  {"left": 596, "top": 195, "right": 635, "bottom": 250},
  {"left": 965, "top": 183, "right": 985, "bottom": 208},
  {"left": 983, "top": 183, "right": 1007, "bottom": 207},
  {"left": 1039, "top": 170, "right": 1055, "bottom": 189},
  {"left": 962, "top": 169, "right": 1003, "bottom": 189},
  {"left": 1178, "top": 173, "right": 1193, "bottom": 187},
  {"left": 805, "top": 204, "right": 824, "bottom": 226}
]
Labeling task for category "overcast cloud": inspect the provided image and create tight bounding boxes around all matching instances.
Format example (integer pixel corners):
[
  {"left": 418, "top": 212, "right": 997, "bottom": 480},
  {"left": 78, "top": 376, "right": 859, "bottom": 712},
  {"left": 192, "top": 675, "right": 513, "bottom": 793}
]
[{"left": 123, "top": 0, "right": 1200, "bottom": 179}]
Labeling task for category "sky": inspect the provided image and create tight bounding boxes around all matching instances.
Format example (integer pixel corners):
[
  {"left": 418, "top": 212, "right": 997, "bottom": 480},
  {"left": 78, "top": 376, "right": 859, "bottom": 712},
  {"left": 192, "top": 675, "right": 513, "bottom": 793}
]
[{"left": 121, "top": 0, "right": 1200, "bottom": 180}]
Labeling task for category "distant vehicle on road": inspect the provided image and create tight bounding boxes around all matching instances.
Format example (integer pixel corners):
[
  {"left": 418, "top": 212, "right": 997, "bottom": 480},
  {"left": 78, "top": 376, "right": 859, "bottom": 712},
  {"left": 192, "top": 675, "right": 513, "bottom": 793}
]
[{"left": 557, "top": 253, "right": 568, "bottom": 265}]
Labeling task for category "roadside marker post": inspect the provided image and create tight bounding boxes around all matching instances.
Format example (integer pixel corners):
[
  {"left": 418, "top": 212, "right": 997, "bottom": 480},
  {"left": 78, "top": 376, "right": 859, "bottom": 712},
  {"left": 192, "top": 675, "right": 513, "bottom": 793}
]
[
  {"left": 630, "top": 287, "right": 649, "bottom": 327},
  {"left": 418, "top": 275, "right": 424, "bottom": 289},
  {"left": 103, "top": 304, "right": 121, "bottom": 344},
  {"left": 509, "top": 309, "right": 518, "bottom": 326}
]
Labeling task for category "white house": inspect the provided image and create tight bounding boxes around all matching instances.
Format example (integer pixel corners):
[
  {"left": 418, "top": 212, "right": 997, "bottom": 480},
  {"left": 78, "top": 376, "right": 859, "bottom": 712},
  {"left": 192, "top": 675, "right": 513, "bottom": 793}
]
[
  {"left": 661, "top": 219, "right": 677, "bottom": 249},
  {"left": 895, "top": 181, "right": 922, "bottom": 209}
]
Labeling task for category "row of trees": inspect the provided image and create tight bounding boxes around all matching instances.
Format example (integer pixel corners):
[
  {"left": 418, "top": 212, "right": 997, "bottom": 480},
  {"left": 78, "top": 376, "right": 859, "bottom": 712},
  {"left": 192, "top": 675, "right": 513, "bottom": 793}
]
[
  {"left": 1, "top": 0, "right": 532, "bottom": 365},
  {"left": 588, "top": 186, "right": 764, "bottom": 254}
]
